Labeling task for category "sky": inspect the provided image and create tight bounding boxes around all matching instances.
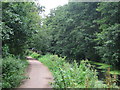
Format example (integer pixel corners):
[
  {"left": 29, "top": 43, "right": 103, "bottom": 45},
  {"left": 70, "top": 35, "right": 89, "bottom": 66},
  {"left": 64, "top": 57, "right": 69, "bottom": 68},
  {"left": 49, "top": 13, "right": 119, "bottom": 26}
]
[{"left": 37, "top": 0, "right": 68, "bottom": 17}]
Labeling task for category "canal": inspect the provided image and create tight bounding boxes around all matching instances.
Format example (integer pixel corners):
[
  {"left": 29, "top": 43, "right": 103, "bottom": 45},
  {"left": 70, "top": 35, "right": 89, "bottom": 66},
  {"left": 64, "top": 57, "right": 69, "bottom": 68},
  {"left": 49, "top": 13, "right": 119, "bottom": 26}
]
[{"left": 89, "top": 61, "right": 120, "bottom": 86}]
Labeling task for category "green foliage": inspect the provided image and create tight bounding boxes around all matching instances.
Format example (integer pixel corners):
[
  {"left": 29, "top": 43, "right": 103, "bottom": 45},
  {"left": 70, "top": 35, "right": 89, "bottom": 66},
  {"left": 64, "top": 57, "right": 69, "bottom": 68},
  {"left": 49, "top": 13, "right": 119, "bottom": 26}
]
[
  {"left": 2, "top": 2, "right": 120, "bottom": 88},
  {"left": 2, "top": 56, "right": 28, "bottom": 88},
  {"left": 30, "top": 51, "right": 41, "bottom": 59},
  {"left": 2, "top": 44, "right": 10, "bottom": 57},
  {"left": 30, "top": 29, "right": 51, "bottom": 54},
  {"left": 38, "top": 54, "right": 108, "bottom": 88},
  {"left": 95, "top": 2, "right": 120, "bottom": 67},
  {"left": 43, "top": 2, "right": 101, "bottom": 61},
  {"left": 42, "top": 2, "right": 120, "bottom": 69},
  {"left": 2, "top": 2, "right": 43, "bottom": 57},
  {"left": 1, "top": 2, "right": 44, "bottom": 88}
]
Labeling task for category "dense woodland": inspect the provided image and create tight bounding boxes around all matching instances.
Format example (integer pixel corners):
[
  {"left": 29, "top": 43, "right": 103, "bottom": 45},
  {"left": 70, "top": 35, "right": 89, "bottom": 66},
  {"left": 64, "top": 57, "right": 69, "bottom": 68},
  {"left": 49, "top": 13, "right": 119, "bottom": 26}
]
[{"left": 1, "top": 1, "right": 120, "bottom": 88}]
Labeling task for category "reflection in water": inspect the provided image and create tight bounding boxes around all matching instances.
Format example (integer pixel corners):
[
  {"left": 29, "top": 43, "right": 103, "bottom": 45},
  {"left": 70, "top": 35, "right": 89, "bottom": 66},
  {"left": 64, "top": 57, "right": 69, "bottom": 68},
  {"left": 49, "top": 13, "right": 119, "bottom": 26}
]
[{"left": 89, "top": 62, "right": 120, "bottom": 86}]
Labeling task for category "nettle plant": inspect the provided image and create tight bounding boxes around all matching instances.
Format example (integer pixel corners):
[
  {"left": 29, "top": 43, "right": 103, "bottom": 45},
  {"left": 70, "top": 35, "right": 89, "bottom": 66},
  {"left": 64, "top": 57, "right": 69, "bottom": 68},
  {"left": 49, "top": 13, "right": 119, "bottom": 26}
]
[{"left": 39, "top": 54, "right": 107, "bottom": 88}]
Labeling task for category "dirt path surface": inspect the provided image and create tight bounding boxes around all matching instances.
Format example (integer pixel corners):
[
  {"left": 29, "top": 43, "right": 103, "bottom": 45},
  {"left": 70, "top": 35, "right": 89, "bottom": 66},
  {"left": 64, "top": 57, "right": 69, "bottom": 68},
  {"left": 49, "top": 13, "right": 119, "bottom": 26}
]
[{"left": 18, "top": 56, "right": 53, "bottom": 88}]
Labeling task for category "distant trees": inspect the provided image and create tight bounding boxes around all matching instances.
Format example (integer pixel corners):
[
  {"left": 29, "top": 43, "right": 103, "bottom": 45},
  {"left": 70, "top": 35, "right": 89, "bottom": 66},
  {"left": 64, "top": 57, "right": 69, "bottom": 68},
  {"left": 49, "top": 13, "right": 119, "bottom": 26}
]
[
  {"left": 43, "top": 2, "right": 101, "bottom": 61},
  {"left": 42, "top": 2, "right": 120, "bottom": 68},
  {"left": 2, "top": 2, "right": 119, "bottom": 68}
]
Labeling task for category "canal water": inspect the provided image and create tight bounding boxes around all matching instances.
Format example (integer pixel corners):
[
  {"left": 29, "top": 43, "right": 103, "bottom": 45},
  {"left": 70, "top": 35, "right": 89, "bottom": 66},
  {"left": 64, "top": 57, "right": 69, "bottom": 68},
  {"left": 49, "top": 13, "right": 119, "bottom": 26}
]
[{"left": 89, "top": 61, "right": 120, "bottom": 86}]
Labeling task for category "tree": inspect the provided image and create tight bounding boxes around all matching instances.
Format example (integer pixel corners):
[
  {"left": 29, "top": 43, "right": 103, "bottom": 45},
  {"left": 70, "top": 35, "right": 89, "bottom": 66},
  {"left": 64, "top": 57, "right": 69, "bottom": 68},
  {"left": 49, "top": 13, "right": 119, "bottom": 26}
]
[
  {"left": 2, "top": 2, "right": 43, "bottom": 57},
  {"left": 95, "top": 2, "right": 120, "bottom": 68},
  {"left": 44, "top": 2, "right": 101, "bottom": 61}
]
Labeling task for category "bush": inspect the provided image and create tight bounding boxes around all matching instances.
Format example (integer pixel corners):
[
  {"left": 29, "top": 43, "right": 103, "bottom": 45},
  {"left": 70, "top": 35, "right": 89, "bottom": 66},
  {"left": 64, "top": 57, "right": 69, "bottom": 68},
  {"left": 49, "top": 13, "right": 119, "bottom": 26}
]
[
  {"left": 25, "top": 50, "right": 33, "bottom": 56},
  {"left": 38, "top": 54, "right": 108, "bottom": 88},
  {"left": 2, "top": 56, "right": 28, "bottom": 88},
  {"left": 30, "top": 51, "right": 41, "bottom": 59}
]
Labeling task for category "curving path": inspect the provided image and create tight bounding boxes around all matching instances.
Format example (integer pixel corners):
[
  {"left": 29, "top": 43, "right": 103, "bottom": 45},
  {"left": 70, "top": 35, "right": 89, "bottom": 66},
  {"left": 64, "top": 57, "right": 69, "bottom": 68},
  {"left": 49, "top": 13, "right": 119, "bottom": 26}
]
[{"left": 18, "top": 56, "right": 53, "bottom": 88}]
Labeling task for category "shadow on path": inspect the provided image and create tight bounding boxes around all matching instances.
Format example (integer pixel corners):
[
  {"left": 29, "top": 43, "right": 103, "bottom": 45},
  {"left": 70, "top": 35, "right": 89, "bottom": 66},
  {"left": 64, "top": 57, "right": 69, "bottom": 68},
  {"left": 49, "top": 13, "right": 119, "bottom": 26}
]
[{"left": 17, "top": 56, "right": 53, "bottom": 88}]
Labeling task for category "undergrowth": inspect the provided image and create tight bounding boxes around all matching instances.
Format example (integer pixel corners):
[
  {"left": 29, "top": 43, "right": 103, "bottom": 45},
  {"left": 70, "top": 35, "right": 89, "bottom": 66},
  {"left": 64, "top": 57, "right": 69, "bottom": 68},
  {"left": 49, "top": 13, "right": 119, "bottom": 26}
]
[
  {"left": 37, "top": 54, "right": 109, "bottom": 88},
  {"left": 30, "top": 52, "right": 119, "bottom": 88},
  {"left": 26, "top": 50, "right": 41, "bottom": 59},
  {"left": 2, "top": 56, "right": 28, "bottom": 88}
]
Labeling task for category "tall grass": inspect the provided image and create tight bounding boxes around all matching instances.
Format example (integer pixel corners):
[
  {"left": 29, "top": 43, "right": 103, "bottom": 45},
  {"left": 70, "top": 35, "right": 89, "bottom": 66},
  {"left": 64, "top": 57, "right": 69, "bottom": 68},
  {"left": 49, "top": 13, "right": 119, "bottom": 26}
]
[{"left": 37, "top": 54, "right": 108, "bottom": 88}]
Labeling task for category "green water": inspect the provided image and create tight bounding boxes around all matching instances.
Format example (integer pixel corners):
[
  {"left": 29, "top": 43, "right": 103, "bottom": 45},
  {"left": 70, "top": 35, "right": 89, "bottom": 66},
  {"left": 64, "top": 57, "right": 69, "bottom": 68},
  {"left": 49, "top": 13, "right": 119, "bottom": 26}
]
[
  {"left": 88, "top": 61, "right": 120, "bottom": 86},
  {"left": 89, "top": 61, "right": 120, "bottom": 75}
]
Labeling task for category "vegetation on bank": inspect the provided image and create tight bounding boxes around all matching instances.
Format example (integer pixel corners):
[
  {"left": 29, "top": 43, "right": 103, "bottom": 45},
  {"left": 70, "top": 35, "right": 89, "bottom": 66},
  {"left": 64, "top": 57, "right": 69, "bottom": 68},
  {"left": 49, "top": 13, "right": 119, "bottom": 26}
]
[
  {"left": 1, "top": 1, "right": 120, "bottom": 88},
  {"left": 30, "top": 52, "right": 119, "bottom": 88}
]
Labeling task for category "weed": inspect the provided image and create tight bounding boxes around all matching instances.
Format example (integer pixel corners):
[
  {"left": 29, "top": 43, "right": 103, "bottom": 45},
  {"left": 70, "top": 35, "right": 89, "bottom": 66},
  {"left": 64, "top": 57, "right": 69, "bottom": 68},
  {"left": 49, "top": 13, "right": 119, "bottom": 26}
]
[
  {"left": 38, "top": 54, "right": 107, "bottom": 88},
  {"left": 105, "top": 67, "right": 118, "bottom": 88}
]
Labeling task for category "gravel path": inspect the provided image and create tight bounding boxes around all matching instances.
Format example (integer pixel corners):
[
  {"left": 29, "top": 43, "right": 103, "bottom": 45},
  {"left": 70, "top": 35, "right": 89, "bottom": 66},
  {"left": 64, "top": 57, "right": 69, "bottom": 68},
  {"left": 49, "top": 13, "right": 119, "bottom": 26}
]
[{"left": 18, "top": 56, "right": 53, "bottom": 88}]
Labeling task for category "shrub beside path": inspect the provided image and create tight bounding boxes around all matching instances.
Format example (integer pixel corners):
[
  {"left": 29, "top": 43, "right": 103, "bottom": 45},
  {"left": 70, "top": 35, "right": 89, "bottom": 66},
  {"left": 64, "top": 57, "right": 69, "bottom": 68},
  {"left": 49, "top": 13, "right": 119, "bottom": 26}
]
[{"left": 18, "top": 56, "right": 53, "bottom": 88}]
